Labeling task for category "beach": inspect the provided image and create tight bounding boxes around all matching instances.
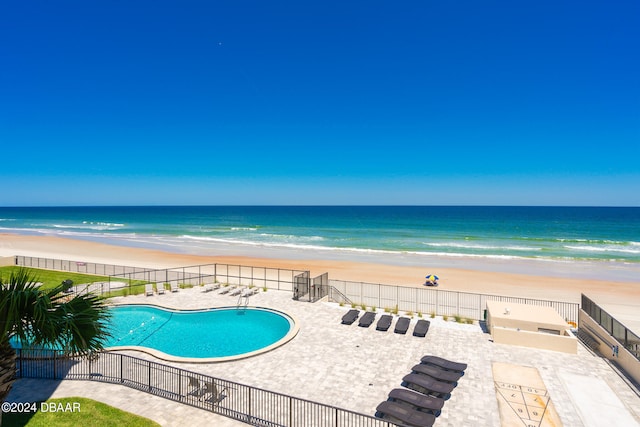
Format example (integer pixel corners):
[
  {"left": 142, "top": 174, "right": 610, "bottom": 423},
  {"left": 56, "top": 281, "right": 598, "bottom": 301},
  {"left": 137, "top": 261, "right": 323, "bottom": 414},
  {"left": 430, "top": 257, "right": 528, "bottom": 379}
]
[{"left": 2, "top": 233, "right": 639, "bottom": 309}]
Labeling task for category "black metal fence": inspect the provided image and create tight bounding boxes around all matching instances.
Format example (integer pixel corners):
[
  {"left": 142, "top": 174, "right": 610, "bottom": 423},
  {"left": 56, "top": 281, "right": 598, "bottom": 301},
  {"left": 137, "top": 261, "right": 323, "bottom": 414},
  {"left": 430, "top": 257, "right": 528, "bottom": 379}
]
[
  {"left": 16, "top": 350, "right": 399, "bottom": 427},
  {"left": 581, "top": 294, "right": 640, "bottom": 361},
  {"left": 329, "top": 279, "right": 580, "bottom": 322},
  {"left": 15, "top": 256, "right": 309, "bottom": 297}
]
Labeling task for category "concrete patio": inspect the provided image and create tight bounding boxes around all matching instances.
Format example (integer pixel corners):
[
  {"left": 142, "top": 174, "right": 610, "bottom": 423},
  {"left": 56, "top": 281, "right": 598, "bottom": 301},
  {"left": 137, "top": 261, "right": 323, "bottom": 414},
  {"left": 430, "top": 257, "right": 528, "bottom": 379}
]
[{"left": 8, "top": 285, "right": 640, "bottom": 426}]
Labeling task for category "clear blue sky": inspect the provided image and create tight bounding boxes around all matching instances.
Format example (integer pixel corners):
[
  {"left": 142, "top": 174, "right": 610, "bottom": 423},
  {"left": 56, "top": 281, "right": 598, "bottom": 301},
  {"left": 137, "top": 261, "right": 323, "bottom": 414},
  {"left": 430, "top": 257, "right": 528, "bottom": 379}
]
[{"left": 1, "top": 1, "right": 638, "bottom": 206}]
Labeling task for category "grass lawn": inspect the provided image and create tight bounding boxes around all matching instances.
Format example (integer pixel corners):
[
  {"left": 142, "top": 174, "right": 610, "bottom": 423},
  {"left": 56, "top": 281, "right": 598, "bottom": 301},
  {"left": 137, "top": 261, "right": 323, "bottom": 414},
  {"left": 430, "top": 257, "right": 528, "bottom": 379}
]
[
  {"left": 2, "top": 397, "right": 161, "bottom": 427},
  {"left": 0, "top": 266, "right": 147, "bottom": 295}
]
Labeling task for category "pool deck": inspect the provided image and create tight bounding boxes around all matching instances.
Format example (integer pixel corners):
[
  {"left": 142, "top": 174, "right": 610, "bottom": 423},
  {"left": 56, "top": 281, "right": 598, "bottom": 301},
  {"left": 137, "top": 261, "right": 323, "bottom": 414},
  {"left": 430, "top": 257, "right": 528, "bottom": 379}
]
[{"left": 8, "top": 285, "right": 640, "bottom": 426}]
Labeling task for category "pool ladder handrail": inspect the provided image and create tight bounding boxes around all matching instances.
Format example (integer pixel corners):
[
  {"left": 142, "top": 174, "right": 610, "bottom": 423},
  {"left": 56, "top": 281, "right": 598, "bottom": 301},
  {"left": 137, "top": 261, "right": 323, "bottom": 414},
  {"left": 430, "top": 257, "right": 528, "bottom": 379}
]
[{"left": 236, "top": 290, "right": 250, "bottom": 309}]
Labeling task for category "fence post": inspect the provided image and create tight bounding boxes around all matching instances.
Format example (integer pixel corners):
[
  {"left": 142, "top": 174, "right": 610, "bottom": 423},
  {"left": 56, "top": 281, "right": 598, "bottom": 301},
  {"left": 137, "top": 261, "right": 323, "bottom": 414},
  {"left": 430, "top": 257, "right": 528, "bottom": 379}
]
[
  {"left": 248, "top": 387, "right": 252, "bottom": 423},
  {"left": 148, "top": 361, "right": 152, "bottom": 392},
  {"left": 120, "top": 354, "right": 123, "bottom": 383}
]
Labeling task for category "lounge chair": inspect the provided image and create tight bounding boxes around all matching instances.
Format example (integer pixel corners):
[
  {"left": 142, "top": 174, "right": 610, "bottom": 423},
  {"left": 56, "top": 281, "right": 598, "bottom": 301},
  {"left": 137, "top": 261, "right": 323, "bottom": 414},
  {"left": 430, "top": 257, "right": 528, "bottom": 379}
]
[
  {"left": 387, "top": 388, "right": 444, "bottom": 415},
  {"left": 376, "top": 314, "right": 393, "bottom": 331},
  {"left": 420, "top": 355, "right": 467, "bottom": 373},
  {"left": 394, "top": 317, "right": 410, "bottom": 334},
  {"left": 341, "top": 309, "right": 359, "bottom": 325},
  {"left": 358, "top": 312, "right": 376, "bottom": 328},
  {"left": 145, "top": 283, "right": 154, "bottom": 296},
  {"left": 412, "top": 363, "right": 462, "bottom": 383},
  {"left": 156, "top": 283, "right": 165, "bottom": 295},
  {"left": 230, "top": 287, "right": 243, "bottom": 296},
  {"left": 219, "top": 285, "right": 236, "bottom": 295},
  {"left": 413, "top": 320, "right": 430, "bottom": 337},
  {"left": 242, "top": 287, "right": 259, "bottom": 297},
  {"left": 375, "top": 401, "right": 436, "bottom": 427},
  {"left": 202, "top": 380, "right": 228, "bottom": 405},
  {"left": 186, "top": 376, "right": 205, "bottom": 398},
  {"left": 401, "top": 373, "right": 455, "bottom": 397},
  {"left": 170, "top": 282, "right": 179, "bottom": 292}
]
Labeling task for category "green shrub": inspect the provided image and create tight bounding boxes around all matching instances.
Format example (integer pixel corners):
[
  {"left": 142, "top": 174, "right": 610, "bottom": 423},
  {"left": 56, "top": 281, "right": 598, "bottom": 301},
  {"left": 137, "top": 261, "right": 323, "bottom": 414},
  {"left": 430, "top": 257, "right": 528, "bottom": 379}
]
[
  {"left": 443, "top": 315, "right": 449, "bottom": 321},
  {"left": 454, "top": 314, "right": 462, "bottom": 323},
  {"left": 430, "top": 311, "right": 436, "bottom": 318}
]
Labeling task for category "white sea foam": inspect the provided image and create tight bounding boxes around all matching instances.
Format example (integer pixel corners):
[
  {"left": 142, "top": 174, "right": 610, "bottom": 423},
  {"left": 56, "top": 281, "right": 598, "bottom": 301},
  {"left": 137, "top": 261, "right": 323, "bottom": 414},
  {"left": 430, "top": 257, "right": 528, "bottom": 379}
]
[
  {"left": 424, "top": 242, "right": 541, "bottom": 251},
  {"left": 563, "top": 245, "right": 640, "bottom": 255},
  {"left": 52, "top": 222, "right": 124, "bottom": 231}
]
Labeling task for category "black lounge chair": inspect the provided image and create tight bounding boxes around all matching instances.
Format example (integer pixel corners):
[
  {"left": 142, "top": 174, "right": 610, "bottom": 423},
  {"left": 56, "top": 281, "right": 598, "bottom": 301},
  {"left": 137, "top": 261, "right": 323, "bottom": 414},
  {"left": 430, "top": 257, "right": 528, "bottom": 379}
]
[
  {"left": 375, "top": 401, "right": 436, "bottom": 427},
  {"left": 402, "top": 373, "right": 455, "bottom": 397},
  {"left": 341, "top": 309, "right": 359, "bottom": 325},
  {"left": 376, "top": 314, "right": 393, "bottom": 331},
  {"left": 394, "top": 317, "right": 410, "bottom": 334},
  {"left": 420, "top": 355, "right": 467, "bottom": 373},
  {"left": 388, "top": 388, "right": 444, "bottom": 415},
  {"left": 413, "top": 319, "right": 430, "bottom": 337},
  {"left": 358, "top": 311, "right": 376, "bottom": 327},
  {"left": 412, "top": 364, "right": 462, "bottom": 383}
]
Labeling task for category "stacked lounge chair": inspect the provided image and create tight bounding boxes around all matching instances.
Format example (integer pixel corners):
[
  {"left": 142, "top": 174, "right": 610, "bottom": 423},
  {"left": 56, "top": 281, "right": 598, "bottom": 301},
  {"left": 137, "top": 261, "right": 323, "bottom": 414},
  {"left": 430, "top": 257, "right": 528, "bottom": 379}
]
[
  {"left": 411, "top": 363, "right": 462, "bottom": 383},
  {"left": 420, "top": 355, "right": 467, "bottom": 373},
  {"left": 358, "top": 312, "right": 376, "bottom": 328},
  {"left": 388, "top": 388, "right": 444, "bottom": 416},
  {"left": 413, "top": 319, "right": 430, "bottom": 337},
  {"left": 375, "top": 401, "right": 436, "bottom": 427},
  {"left": 341, "top": 309, "right": 359, "bottom": 325},
  {"left": 376, "top": 314, "right": 393, "bottom": 331},
  {"left": 402, "top": 373, "right": 455, "bottom": 398},
  {"left": 394, "top": 317, "right": 410, "bottom": 334},
  {"left": 375, "top": 354, "right": 467, "bottom": 425}
]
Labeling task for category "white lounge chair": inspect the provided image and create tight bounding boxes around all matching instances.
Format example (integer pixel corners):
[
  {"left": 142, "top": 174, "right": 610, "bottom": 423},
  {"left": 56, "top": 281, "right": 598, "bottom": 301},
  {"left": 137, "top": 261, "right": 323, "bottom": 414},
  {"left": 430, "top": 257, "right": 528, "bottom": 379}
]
[
  {"left": 157, "top": 283, "right": 165, "bottom": 295},
  {"left": 230, "top": 287, "right": 243, "bottom": 296},
  {"left": 219, "top": 285, "right": 235, "bottom": 295},
  {"left": 171, "top": 282, "right": 179, "bottom": 292},
  {"left": 145, "top": 283, "right": 154, "bottom": 296}
]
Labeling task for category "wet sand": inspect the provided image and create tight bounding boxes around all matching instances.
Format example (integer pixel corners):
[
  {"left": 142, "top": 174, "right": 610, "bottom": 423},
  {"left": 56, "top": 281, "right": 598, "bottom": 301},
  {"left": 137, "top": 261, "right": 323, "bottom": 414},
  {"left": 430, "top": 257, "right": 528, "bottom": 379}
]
[{"left": 2, "top": 233, "right": 639, "bottom": 307}]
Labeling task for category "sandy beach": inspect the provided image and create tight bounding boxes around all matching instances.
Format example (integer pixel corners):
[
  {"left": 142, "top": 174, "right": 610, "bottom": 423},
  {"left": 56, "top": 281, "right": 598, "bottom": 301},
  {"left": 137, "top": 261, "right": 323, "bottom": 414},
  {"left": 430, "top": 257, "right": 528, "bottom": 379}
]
[{"left": 2, "top": 233, "right": 639, "bottom": 308}]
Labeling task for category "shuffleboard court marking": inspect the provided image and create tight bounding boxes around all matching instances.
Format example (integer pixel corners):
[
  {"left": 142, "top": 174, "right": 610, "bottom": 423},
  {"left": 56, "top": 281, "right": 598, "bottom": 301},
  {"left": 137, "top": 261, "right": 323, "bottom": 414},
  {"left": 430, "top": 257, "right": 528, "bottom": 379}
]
[{"left": 493, "top": 362, "right": 563, "bottom": 427}]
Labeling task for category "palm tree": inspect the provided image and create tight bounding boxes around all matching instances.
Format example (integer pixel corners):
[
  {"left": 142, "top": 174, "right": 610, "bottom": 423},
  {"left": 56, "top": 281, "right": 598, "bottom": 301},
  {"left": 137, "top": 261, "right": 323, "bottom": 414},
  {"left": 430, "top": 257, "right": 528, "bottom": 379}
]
[{"left": 0, "top": 268, "right": 111, "bottom": 413}]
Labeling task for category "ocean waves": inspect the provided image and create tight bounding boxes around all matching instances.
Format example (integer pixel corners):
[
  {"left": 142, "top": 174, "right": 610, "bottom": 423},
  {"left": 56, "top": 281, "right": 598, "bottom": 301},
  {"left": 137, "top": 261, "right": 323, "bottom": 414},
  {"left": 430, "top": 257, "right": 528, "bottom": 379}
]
[{"left": 1, "top": 206, "right": 639, "bottom": 268}]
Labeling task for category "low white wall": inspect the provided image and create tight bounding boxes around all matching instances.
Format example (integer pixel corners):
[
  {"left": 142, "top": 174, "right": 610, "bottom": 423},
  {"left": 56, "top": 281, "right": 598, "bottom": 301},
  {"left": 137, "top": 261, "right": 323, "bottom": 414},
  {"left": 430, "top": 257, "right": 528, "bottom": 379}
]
[
  {"left": 0, "top": 256, "right": 16, "bottom": 267},
  {"left": 579, "top": 309, "right": 640, "bottom": 385},
  {"left": 492, "top": 326, "right": 577, "bottom": 354}
]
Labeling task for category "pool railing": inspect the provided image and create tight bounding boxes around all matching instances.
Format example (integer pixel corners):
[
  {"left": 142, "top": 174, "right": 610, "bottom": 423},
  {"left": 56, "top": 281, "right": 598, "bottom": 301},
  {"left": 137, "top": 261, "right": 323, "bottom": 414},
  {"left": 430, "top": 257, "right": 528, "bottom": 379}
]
[{"left": 16, "top": 349, "right": 401, "bottom": 427}]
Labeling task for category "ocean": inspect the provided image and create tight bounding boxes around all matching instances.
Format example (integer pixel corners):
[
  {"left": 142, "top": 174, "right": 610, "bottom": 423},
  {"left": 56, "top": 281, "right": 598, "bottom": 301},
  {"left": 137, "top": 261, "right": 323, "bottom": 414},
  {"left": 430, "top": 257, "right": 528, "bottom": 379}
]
[{"left": 1, "top": 206, "right": 639, "bottom": 281}]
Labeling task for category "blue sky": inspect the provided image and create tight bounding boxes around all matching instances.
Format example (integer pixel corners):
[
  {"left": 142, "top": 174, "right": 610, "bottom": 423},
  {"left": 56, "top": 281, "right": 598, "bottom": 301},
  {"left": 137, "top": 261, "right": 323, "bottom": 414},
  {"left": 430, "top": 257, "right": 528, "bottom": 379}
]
[{"left": 1, "top": 1, "right": 638, "bottom": 206}]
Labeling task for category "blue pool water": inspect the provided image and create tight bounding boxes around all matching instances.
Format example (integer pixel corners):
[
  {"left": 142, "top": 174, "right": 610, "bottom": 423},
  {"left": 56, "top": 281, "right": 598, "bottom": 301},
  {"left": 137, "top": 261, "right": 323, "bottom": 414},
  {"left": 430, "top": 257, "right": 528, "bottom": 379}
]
[{"left": 106, "top": 305, "right": 293, "bottom": 359}]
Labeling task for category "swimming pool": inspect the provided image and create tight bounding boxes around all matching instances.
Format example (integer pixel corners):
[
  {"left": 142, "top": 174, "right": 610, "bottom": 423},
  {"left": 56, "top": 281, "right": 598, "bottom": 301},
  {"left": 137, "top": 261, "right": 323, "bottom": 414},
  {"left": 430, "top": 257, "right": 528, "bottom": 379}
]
[{"left": 105, "top": 304, "right": 297, "bottom": 362}]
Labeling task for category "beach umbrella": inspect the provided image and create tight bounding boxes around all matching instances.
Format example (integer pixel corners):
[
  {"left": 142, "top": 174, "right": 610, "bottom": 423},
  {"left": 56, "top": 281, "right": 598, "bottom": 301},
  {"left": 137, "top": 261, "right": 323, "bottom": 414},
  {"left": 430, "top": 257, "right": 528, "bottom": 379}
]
[{"left": 426, "top": 274, "right": 439, "bottom": 282}]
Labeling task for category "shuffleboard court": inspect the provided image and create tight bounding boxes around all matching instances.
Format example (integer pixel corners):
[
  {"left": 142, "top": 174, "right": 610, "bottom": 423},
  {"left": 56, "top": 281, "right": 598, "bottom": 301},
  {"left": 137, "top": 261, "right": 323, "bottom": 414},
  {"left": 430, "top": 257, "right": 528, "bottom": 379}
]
[{"left": 492, "top": 362, "right": 563, "bottom": 427}]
